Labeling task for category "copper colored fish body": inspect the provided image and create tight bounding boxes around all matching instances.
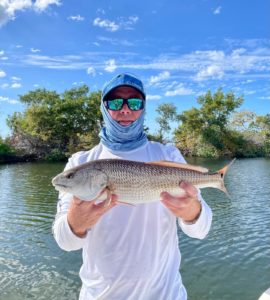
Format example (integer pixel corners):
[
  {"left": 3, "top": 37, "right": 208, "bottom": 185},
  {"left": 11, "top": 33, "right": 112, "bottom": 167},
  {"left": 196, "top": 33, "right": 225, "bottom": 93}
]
[{"left": 52, "top": 159, "right": 235, "bottom": 203}]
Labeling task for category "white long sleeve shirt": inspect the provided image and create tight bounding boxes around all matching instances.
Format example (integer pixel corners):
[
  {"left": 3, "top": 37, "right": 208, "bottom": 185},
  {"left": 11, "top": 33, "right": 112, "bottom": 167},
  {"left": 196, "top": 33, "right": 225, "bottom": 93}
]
[{"left": 52, "top": 141, "right": 212, "bottom": 300}]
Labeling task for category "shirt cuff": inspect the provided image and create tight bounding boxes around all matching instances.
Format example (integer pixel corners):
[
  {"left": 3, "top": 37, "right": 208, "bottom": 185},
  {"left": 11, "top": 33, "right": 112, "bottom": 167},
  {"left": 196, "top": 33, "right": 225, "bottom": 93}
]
[
  {"left": 53, "top": 214, "right": 88, "bottom": 251},
  {"left": 178, "top": 198, "right": 212, "bottom": 239}
]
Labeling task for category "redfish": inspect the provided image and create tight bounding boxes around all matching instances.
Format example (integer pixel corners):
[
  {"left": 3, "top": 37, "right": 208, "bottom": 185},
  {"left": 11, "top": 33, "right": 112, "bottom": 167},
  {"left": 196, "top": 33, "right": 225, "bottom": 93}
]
[{"left": 52, "top": 159, "right": 235, "bottom": 203}]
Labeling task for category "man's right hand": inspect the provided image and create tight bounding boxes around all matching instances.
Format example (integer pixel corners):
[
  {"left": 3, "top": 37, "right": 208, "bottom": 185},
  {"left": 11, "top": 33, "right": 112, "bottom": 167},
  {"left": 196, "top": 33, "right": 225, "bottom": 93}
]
[{"left": 67, "top": 194, "right": 118, "bottom": 237}]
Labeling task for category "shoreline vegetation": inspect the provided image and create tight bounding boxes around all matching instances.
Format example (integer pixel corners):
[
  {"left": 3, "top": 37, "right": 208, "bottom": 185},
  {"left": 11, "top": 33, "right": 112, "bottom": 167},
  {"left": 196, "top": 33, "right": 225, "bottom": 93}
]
[{"left": 1, "top": 85, "right": 269, "bottom": 164}]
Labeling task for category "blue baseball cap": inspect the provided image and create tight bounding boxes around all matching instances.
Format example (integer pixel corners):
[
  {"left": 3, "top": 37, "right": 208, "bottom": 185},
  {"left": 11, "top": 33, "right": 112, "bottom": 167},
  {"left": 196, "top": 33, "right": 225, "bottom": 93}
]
[{"left": 101, "top": 73, "right": 146, "bottom": 101}]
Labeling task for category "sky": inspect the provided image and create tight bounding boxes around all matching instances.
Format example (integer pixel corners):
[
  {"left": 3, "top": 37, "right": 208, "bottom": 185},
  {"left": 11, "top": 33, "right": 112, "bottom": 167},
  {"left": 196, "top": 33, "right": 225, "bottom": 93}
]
[{"left": 0, "top": 0, "right": 270, "bottom": 138}]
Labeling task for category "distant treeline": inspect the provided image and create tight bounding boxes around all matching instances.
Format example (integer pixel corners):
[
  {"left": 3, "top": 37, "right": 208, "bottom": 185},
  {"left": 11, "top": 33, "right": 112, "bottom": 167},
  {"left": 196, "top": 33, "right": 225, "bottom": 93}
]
[{"left": 0, "top": 85, "right": 269, "bottom": 162}]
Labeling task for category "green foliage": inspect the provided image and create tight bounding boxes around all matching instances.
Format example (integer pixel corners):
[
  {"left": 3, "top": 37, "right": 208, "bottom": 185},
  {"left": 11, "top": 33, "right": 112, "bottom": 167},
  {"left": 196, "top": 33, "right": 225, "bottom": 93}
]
[
  {"left": 174, "top": 87, "right": 269, "bottom": 157},
  {"left": 196, "top": 142, "right": 219, "bottom": 158},
  {"left": 177, "top": 107, "right": 203, "bottom": 135},
  {"left": 4, "top": 85, "right": 269, "bottom": 160},
  {"left": 229, "top": 110, "right": 257, "bottom": 132},
  {"left": 252, "top": 114, "right": 270, "bottom": 157},
  {"left": 155, "top": 103, "right": 178, "bottom": 142},
  {"left": 44, "top": 149, "right": 67, "bottom": 162},
  {"left": 143, "top": 125, "right": 163, "bottom": 143},
  {"left": 0, "top": 137, "right": 15, "bottom": 155},
  {"left": 174, "top": 131, "right": 219, "bottom": 158},
  {"left": 197, "top": 89, "right": 243, "bottom": 128},
  {"left": 146, "top": 133, "right": 164, "bottom": 143},
  {"left": 264, "top": 140, "right": 270, "bottom": 157},
  {"left": 174, "top": 88, "right": 247, "bottom": 157},
  {"left": 7, "top": 86, "right": 103, "bottom": 159},
  {"left": 196, "top": 89, "right": 243, "bottom": 148},
  {"left": 229, "top": 111, "right": 270, "bottom": 157},
  {"left": 0, "top": 137, "right": 19, "bottom": 163}
]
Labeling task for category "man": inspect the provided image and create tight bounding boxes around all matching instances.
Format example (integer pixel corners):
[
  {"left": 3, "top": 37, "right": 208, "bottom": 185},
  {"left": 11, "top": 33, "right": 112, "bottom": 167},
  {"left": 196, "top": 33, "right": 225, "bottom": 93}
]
[{"left": 53, "top": 73, "right": 212, "bottom": 300}]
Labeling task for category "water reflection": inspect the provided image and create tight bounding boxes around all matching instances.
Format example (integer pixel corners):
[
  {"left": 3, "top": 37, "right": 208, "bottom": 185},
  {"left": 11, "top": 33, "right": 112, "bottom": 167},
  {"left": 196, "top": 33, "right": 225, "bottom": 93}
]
[
  {"left": 181, "top": 158, "right": 270, "bottom": 300},
  {"left": 0, "top": 162, "right": 82, "bottom": 300}
]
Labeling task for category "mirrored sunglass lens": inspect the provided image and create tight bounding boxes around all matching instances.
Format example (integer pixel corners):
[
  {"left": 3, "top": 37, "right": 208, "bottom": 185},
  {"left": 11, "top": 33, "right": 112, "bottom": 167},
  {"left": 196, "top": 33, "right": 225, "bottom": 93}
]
[
  {"left": 108, "top": 99, "right": 123, "bottom": 110},
  {"left": 127, "top": 98, "right": 143, "bottom": 110}
]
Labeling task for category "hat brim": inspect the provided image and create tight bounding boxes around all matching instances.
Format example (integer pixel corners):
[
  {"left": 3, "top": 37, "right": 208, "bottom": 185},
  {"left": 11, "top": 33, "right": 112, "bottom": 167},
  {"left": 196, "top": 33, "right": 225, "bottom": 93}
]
[{"left": 102, "top": 84, "right": 146, "bottom": 101}]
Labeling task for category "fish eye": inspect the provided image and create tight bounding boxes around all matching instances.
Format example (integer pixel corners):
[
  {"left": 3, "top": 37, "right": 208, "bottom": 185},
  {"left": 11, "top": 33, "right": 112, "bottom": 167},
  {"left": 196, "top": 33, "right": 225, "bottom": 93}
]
[{"left": 66, "top": 172, "right": 74, "bottom": 179}]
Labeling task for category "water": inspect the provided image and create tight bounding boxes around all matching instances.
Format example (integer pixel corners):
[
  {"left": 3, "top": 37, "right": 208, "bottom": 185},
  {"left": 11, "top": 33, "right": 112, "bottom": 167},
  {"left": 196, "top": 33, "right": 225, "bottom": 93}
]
[
  {"left": 0, "top": 163, "right": 82, "bottom": 300},
  {"left": 0, "top": 158, "right": 269, "bottom": 300},
  {"left": 182, "top": 157, "right": 270, "bottom": 300}
]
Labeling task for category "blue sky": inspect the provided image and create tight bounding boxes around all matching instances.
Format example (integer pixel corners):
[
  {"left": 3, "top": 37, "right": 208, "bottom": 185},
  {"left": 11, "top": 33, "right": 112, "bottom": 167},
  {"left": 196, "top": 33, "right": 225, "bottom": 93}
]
[{"left": 0, "top": 0, "right": 270, "bottom": 138}]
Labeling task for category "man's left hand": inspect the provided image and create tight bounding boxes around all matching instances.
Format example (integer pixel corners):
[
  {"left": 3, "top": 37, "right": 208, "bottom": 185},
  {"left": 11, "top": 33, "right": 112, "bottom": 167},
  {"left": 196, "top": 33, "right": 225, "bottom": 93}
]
[{"left": 160, "top": 181, "right": 202, "bottom": 223}]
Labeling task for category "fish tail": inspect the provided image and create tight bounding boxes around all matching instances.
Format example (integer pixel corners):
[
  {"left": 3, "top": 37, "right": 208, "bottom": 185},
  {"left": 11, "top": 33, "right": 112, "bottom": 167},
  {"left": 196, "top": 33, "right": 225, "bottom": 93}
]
[{"left": 216, "top": 158, "right": 236, "bottom": 197}]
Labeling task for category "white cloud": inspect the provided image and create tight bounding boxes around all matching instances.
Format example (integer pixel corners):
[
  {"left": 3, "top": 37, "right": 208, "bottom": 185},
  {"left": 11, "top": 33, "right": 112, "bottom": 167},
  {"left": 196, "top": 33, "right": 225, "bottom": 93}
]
[
  {"left": 243, "top": 90, "right": 256, "bottom": 95},
  {"left": 194, "top": 50, "right": 225, "bottom": 61},
  {"left": 30, "top": 48, "right": 41, "bottom": 53},
  {"left": 0, "top": 50, "right": 6, "bottom": 61},
  {"left": 0, "top": 70, "right": 7, "bottom": 77},
  {"left": 10, "top": 99, "right": 19, "bottom": 104},
  {"left": 0, "top": 95, "right": 19, "bottom": 104},
  {"left": 93, "top": 17, "right": 119, "bottom": 32},
  {"left": 0, "top": 0, "right": 32, "bottom": 27},
  {"left": 231, "top": 48, "right": 246, "bottom": 57},
  {"left": 1, "top": 83, "right": 9, "bottom": 88},
  {"left": 87, "top": 66, "right": 96, "bottom": 76},
  {"left": 0, "top": 0, "right": 60, "bottom": 27},
  {"left": 147, "top": 95, "right": 162, "bottom": 100},
  {"left": 259, "top": 96, "right": 270, "bottom": 100},
  {"left": 123, "top": 15, "right": 138, "bottom": 29},
  {"left": 213, "top": 6, "right": 221, "bottom": 14},
  {"left": 104, "top": 59, "right": 117, "bottom": 72},
  {"left": 18, "top": 44, "right": 270, "bottom": 82},
  {"left": 68, "top": 15, "right": 84, "bottom": 21},
  {"left": 11, "top": 76, "right": 21, "bottom": 81},
  {"left": 96, "top": 8, "right": 105, "bottom": 15},
  {"left": 97, "top": 36, "right": 133, "bottom": 46},
  {"left": 129, "top": 16, "right": 138, "bottom": 23},
  {"left": 225, "top": 38, "right": 270, "bottom": 50},
  {"left": 165, "top": 83, "right": 193, "bottom": 96},
  {"left": 72, "top": 81, "right": 84, "bottom": 86},
  {"left": 93, "top": 15, "right": 138, "bottom": 32},
  {"left": 33, "top": 0, "right": 61, "bottom": 12},
  {"left": 11, "top": 82, "right": 22, "bottom": 88},
  {"left": 240, "top": 79, "right": 254, "bottom": 85},
  {"left": 194, "top": 65, "right": 224, "bottom": 81},
  {"left": 164, "top": 81, "right": 178, "bottom": 90},
  {"left": 149, "top": 71, "right": 170, "bottom": 84},
  {"left": 24, "top": 54, "right": 87, "bottom": 69}
]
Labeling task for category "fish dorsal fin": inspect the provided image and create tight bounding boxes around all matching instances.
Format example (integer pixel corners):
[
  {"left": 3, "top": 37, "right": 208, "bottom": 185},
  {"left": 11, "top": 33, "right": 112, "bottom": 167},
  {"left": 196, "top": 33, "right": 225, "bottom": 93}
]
[{"left": 146, "top": 160, "right": 209, "bottom": 173}]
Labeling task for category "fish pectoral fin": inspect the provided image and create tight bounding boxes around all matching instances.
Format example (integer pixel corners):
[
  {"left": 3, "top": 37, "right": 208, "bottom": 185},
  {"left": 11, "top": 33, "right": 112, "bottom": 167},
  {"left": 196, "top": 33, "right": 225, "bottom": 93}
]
[
  {"left": 116, "top": 200, "right": 135, "bottom": 206},
  {"left": 104, "top": 188, "right": 112, "bottom": 207},
  {"left": 146, "top": 160, "right": 209, "bottom": 173}
]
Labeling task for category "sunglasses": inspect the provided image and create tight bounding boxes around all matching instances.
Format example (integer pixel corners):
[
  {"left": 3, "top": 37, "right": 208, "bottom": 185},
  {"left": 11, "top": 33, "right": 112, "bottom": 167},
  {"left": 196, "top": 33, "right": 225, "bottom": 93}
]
[{"left": 104, "top": 98, "right": 144, "bottom": 111}]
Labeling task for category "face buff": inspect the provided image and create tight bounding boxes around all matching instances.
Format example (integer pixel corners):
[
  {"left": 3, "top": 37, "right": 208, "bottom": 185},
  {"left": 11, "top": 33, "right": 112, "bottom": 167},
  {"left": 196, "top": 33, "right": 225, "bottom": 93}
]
[{"left": 99, "top": 101, "right": 148, "bottom": 151}]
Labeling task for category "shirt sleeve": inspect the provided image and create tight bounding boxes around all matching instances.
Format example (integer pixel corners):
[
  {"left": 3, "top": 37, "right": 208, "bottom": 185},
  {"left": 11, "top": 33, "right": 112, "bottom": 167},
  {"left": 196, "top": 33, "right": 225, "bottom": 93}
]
[
  {"left": 52, "top": 153, "right": 89, "bottom": 251},
  {"left": 178, "top": 191, "right": 212, "bottom": 239},
  {"left": 162, "top": 144, "right": 213, "bottom": 239}
]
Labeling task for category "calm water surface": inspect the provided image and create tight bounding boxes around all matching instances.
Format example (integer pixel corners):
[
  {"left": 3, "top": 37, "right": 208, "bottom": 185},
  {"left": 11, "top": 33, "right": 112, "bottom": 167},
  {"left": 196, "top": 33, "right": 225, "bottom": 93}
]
[{"left": 0, "top": 158, "right": 269, "bottom": 300}]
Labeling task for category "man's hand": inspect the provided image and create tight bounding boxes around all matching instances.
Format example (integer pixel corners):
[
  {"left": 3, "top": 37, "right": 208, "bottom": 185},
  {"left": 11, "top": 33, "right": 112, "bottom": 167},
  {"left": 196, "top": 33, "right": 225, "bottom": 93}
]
[
  {"left": 160, "top": 181, "right": 202, "bottom": 223},
  {"left": 67, "top": 194, "right": 118, "bottom": 237}
]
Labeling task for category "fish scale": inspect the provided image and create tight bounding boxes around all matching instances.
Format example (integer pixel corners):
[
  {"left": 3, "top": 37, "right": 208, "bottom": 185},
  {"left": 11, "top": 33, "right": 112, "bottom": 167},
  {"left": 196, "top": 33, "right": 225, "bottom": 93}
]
[{"left": 52, "top": 159, "right": 235, "bottom": 203}]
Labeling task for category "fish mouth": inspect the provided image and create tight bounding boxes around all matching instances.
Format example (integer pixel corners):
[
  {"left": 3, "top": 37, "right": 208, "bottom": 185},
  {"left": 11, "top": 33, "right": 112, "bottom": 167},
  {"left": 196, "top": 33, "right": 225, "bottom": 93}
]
[
  {"left": 55, "top": 183, "right": 68, "bottom": 188},
  {"left": 52, "top": 183, "right": 69, "bottom": 190}
]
